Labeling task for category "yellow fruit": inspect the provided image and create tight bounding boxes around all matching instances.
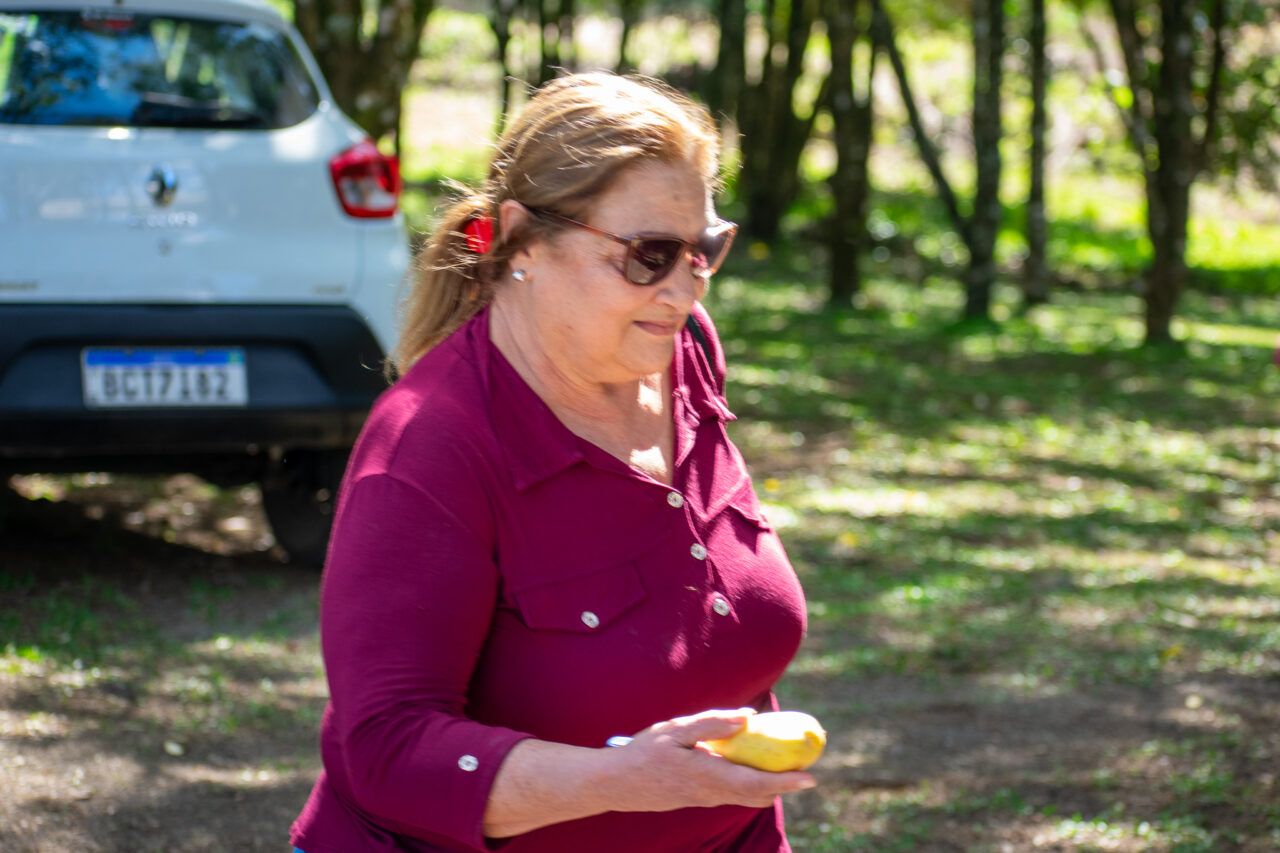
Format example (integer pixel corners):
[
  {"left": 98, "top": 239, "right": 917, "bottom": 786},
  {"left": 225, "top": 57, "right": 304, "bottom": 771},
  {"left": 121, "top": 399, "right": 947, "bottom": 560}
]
[{"left": 703, "top": 711, "right": 826, "bottom": 772}]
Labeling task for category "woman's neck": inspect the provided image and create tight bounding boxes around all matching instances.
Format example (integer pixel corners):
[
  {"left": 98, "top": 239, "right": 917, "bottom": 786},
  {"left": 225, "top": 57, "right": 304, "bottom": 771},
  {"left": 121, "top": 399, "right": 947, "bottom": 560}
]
[
  {"left": 489, "top": 301, "right": 675, "bottom": 483},
  {"left": 489, "top": 299, "right": 664, "bottom": 419}
]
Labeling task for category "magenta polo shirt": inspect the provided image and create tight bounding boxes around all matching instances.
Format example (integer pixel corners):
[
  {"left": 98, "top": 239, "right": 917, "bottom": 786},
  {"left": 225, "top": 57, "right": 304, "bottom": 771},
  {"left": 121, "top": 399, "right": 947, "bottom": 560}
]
[{"left": 290, "top": 303, "right": 808, "bottom": 853}]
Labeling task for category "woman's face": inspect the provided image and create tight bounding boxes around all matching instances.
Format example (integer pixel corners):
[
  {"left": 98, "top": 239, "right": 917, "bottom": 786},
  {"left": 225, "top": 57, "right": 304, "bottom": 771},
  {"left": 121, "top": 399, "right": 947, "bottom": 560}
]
[{"left": 513, "top": 158, "right": 716, "bottom": 386}]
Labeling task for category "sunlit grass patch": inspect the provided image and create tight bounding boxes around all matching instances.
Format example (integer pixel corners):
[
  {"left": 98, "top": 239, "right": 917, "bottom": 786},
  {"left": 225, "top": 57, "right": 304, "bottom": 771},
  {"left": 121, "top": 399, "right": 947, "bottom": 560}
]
[
  {"left": 1175, "top": 318, "right": 1280, "bottom": 349},
  {"left": 721, "top": 265, "right": 1279, "bottom": 697},
  {"left": 853, "top": 164, "right": 1280, "bottom": 298},
  {"left": 152, "top": 637, "right": 325, "bottom": 739},
  {"left": 0, "top": 573, "right": 152, "bottom": 666}
]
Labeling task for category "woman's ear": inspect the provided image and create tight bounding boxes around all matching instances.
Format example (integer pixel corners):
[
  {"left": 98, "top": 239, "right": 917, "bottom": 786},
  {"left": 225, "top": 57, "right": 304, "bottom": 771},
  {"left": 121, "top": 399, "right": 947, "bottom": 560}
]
[{"left": 498, "top": 199, "right": 536, "bottom": 269}]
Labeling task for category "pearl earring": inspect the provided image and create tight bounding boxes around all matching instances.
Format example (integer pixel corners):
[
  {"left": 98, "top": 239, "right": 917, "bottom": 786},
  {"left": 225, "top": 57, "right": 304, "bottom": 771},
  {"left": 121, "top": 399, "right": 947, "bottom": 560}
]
[{"left": 512, "top": 269, "right": 527, "bottom": 282}]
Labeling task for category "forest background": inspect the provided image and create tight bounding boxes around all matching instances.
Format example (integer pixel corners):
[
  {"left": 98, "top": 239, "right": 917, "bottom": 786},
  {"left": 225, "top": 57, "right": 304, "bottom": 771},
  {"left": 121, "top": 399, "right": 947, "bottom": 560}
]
[
  {"left": 277, "top": 0, "right": 1280, "bottom": 345},
  {"left": 3, "top": 0, "right": 1280, "bottom": 851}
]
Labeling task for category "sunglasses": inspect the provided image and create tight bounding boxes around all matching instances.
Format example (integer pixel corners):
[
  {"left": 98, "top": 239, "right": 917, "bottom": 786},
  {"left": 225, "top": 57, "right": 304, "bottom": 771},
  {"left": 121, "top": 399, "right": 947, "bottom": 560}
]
[{"left": 529, "top": 207, "right": 738, "bottom": 287}]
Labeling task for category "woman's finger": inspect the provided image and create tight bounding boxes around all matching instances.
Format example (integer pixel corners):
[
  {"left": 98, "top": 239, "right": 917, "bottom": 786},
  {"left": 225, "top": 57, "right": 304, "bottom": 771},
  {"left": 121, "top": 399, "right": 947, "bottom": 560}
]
[{"left": 657, "top": 708, "right": 756, "bottom": 747}]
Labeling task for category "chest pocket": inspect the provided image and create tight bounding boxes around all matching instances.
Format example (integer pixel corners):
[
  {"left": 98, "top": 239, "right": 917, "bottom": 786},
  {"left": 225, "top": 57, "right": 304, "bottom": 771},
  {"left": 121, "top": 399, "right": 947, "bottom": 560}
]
[{"left": 511, "top": 561, "right": 648, "bottom": 633}]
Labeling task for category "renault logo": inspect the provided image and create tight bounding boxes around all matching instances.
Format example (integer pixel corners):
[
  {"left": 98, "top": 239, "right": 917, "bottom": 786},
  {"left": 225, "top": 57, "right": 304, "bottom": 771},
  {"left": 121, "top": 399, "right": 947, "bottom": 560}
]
[{"left": 146, "top": 164, "right": 178, "bottom": 207}]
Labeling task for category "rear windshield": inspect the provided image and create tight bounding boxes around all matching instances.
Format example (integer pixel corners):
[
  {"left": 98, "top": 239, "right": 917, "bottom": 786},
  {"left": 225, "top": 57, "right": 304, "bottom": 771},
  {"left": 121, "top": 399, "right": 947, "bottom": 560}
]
[{"left": 0, "top": 10, "right": 320, "bottom": 128}]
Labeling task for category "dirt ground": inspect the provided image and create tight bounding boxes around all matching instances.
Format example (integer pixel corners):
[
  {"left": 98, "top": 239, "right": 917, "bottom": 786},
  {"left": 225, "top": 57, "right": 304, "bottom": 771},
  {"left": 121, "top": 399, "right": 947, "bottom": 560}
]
[
  {"left": 2, "top": 474, "right": 1278, "bottom": 852},
  {"left": 1, "top": 476, "right": 324, "bottom": 853}
]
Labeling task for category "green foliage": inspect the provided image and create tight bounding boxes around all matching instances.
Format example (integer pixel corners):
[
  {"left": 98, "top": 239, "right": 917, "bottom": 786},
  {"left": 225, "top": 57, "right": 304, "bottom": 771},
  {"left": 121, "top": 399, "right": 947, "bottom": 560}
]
[
  {"left": 392, "top": 6, "right": 1278, "bottom": 303},
  {"left": 1208, "top": 27, "right": 1280, "bottom": 191},
  {"left": 414, "top": 8, "right": 499, "bottom": 89}
]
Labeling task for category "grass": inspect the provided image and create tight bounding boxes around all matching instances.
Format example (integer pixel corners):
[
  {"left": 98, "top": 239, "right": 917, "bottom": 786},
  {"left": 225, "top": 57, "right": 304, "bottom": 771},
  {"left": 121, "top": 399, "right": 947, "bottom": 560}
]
[
  {"left": 708, "top": 266, "right": 1279, "bottom": 680},
  {"left": 698, "top": 261, "right": 1279, "bottom": 850},
  {"left": 0, "top": 474, "right": 325, "bottom": 768}
]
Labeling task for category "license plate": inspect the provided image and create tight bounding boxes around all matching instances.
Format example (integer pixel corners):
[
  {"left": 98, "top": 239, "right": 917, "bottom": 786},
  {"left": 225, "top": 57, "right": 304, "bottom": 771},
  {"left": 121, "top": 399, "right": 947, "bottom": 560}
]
[{"left": 81, "top": 347, "right": 248, "bottom": 408}]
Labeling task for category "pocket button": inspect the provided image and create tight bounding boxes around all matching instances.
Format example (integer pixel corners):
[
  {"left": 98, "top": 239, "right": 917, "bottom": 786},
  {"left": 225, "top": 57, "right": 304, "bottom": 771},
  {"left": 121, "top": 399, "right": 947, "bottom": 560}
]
[{"left": 580, "top": 610, "right": 601, "bottom": 629}]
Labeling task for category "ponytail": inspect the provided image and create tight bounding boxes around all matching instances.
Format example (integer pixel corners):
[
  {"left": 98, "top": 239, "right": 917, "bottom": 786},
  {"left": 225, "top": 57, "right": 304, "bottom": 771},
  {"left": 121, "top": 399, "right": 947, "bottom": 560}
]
[{"left": 390, "top": 194, "right": 495, "bottom": 376}]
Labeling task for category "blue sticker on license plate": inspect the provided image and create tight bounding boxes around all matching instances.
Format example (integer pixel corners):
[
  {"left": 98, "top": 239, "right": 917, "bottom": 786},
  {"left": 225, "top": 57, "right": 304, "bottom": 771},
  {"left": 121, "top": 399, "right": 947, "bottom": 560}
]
[{"left": 81, "top": 347, "right": 248, "bottom": 408}]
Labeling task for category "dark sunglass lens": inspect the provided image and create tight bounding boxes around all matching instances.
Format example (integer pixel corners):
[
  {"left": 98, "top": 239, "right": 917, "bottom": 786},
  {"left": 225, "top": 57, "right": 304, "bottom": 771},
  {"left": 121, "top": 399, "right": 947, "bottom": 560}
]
[
  {"left": 627, "top": 238, "right": 684, "bottom": 285},
  {"left": 694, "top": 227, "right": 733, "bottom": 275}
]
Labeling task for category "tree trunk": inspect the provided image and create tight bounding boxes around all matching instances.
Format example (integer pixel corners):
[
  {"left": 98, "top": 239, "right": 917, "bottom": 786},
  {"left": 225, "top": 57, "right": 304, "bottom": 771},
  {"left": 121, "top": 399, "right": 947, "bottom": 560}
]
[
  {"left": 965, "top": 0, "right": 1005, "bottom": 321},
  {"left": 1144, "top": 183, "right": 1190, "bottom": 344},
  {"left": 559, "top": 0, "right": 577, "bottom": 72},
  {"left": 1196, "top": 0, "right": 1226, "bottom": 173},
  {"left": 615, "top": 0, "right": 643, "bottom": 75},
  {"left": 1143, "top": 0, "right": 1196, "bottom": 343},
  {"left": 825, "top": 0, "right": 874, "bottom": 307},
  {"left": 1107, "top": 0, "right": 1157, "bottom": 177},
  {"left": 871, "top": 0, "right": 966, "bottom": 239},
  {"left": 1023, "top": 0, "right": 1050, "bottom": 308},
  {"left": 490, "top": 0, "right": 521, "bottom": 132},
  {"left": 706, "top": 0, "right": 747, "bottom": 120},
  {"left": 291, "top": 0, "right": 436, "bottom": 144},
  {"left": 1108, "top": 0, "right": 1198, "bottom": 344},
  {"left": 732, "top": 0, "right": 773, "bottom": 174},
  {"left": 739, "top": 0, "right": 823, "bottom": 241},
  {"left": 874, "top": 0, "right": 1011, "bottom": 324},
  {"left": 537, "top": 0, "right": 561, "bottom": 84}
]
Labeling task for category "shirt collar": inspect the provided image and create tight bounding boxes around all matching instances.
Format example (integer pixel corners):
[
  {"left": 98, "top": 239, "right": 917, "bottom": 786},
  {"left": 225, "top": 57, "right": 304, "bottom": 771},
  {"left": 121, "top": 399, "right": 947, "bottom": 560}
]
[{"left": 673, "top": 321, "right": 735, "bottom": 426}]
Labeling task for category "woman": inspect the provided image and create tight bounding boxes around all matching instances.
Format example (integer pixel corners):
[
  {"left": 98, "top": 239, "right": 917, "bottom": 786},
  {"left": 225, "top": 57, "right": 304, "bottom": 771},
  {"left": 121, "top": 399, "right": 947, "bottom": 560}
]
[{"left": 290, "top": 72, "right": 813, "bottom": 853}]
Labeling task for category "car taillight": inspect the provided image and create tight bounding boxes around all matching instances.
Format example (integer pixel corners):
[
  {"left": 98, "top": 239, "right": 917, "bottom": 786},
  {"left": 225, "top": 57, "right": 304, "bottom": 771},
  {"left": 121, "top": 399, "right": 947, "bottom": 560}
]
[{"left": 329, "top": 140, "right": 401, "bottom": 219}]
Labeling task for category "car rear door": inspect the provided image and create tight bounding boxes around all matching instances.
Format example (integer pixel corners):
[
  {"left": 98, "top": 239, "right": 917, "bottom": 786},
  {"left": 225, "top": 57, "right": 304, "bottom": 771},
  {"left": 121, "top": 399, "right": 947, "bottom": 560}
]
[{"left": 0, "top": 6, "right": 365, "bottom": 307}]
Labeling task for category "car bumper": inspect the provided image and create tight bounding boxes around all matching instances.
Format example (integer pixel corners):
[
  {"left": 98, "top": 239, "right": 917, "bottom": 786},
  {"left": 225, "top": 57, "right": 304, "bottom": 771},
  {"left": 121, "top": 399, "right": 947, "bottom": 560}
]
[{"left": 0, "top": 303, "right": 388, "bottom": 466}]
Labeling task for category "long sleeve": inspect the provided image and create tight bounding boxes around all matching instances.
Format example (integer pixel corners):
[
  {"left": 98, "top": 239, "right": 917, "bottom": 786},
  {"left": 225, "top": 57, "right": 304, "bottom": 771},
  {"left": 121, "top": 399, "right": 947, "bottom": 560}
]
[{"left": 319, "top": 468, "right": 531, "bottom": 850}]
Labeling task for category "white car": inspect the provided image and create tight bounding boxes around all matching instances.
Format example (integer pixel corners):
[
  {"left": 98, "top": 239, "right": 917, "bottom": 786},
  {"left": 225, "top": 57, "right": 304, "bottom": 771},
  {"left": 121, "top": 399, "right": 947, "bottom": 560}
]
[{"left": 0, "top": 0, "right": 410, "bottom": 565}]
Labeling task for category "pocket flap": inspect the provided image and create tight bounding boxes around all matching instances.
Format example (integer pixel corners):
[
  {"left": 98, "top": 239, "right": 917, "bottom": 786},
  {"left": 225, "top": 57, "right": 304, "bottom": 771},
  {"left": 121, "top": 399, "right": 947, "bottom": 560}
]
[{"left": 512, "top": 562, "right": 647, "bottom": 633}]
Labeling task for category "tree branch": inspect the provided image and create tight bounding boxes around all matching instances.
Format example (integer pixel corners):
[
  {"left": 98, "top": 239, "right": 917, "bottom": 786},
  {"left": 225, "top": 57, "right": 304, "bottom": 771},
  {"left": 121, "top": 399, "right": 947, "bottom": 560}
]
[
  {"left": 1077, "top": 17, "right": 1146, "bottom": 161},
  {"left": 1106, "top": 0, "right": 1157, "bottom": 169},
  {"left": 869, "top": 0, "right": 966, "bottom": 241},
  {"left": 1196, "top": 0, "right": 1226, "bottom": 174}
]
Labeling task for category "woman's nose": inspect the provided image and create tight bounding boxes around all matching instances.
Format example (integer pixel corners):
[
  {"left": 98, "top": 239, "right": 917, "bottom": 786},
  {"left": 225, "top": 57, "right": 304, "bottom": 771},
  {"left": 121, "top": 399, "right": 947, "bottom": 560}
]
[{"left": 659, "top": 256, "right": 706, "bottom": 305}]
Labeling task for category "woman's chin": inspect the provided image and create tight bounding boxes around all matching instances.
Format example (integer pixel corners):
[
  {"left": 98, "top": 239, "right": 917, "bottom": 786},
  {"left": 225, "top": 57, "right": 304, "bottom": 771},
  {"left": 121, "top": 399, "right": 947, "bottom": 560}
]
[
  {"left": 598, "top": 348, "right": 673, "bottom": 383},
  {"left": 635, "top": 341, "right": 679, "bottom": 372}
]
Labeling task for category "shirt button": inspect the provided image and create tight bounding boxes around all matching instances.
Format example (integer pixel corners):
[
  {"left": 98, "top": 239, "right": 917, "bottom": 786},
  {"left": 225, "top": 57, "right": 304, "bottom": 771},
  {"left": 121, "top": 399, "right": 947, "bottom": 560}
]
[
  {"left": 690, "top": 543, "right": 707, "bottom": 560},
  {"left": 581, "top": 611, "right": 600, "bottom": 629},
  {"left": 713, "top": 596, "right": 731, "bottom": 616},
  {"left": 667, "top": 492, "right": 685, "bottom": 508},
  {"left": 458, "top": 755, "right": 479, "bottom": 772}
]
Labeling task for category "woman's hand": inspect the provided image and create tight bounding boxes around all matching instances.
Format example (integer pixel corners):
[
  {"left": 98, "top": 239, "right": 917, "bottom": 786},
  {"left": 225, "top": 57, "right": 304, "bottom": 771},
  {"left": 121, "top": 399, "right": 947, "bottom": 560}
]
[
  {"left": 605, "top": 708, "right": 818, "bottom": 811},
  {"left": 483, "top": 708, "right": 817, "bottom": 838}
]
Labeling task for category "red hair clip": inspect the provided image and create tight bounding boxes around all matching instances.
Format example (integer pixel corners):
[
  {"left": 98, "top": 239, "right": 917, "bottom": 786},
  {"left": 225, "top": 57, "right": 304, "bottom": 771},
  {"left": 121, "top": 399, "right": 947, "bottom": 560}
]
[{"left": 463, "top": 216, "right": 494, "bottom": 254}]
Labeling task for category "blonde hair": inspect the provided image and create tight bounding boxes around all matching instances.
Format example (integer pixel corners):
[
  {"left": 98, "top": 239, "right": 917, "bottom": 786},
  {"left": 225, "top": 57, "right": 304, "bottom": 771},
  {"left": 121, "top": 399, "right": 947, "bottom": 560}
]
[{"left": 391, "top": 72, "right": 722, "bottom": 375}]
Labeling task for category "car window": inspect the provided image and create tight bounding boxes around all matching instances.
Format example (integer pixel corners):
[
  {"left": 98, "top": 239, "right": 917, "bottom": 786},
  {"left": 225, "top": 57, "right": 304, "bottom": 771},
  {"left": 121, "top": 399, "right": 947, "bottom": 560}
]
[{"left": 0, "top": 9, "right": 320, "bottom": 129}]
